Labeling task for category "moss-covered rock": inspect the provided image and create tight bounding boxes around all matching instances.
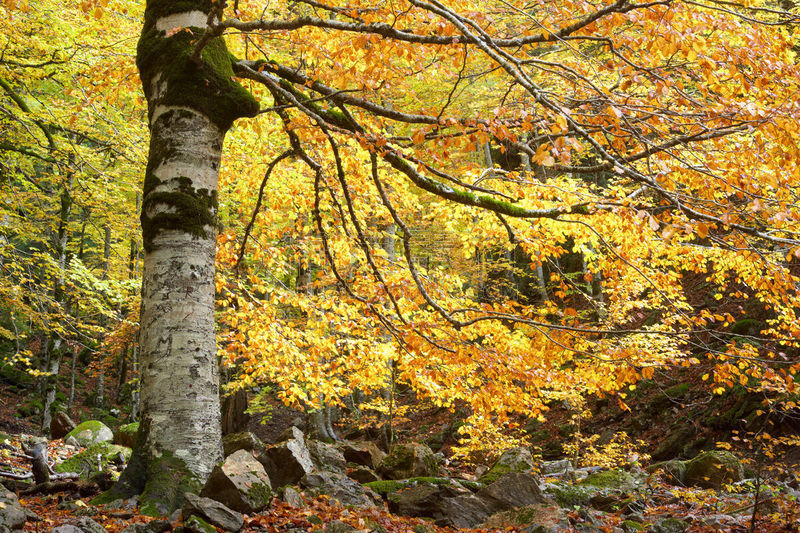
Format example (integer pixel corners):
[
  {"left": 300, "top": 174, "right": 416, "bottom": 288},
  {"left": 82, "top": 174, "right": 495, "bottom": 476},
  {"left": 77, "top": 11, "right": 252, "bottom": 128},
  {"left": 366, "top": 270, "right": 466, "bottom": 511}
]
[
  {"left": 646, "top": 459, "right": 687, "bottom": 485},
  {"left": 650, "top": 517, "right": 688, "bottom": 533},
  {"left": 580, "top": 469, "right": 644, "bottom": 491},
  {"left": 114, "top": 422, "right": 139, "bottom": 449},
  {"left": 378, "top": 443, "right": 438, "bottom": 480},
  {"left": 54, "top": 443, "right": 131, "bottom": 478},
  {"left": 478, "top": 446, "right": 534, "bottom": 485},
  {"left": 620, "top": 519, "right": 645, "bottom": 532},
  {"left": 183, "top": 514, "right": 217, "bottom": 533},
  {"left": 684, "top": 451, "right": 743, "bottom": 489},
  {"left": 222, "top": 431, "right": 266, "bottom": 458},
  {"left": 364, "top": 477, "right": 476, "bottom": 497},
  {"left": 481, "top": 504, "right": 572, "bottom": 531},
  {"left": 544, "top": 482, "right": 597, "bottom": 508},
  {"left": 65, "top": 420, "right": 114, "bottom": 447},
  {"left": 363, "top": 480, "right": 405, "bottom": 495}
]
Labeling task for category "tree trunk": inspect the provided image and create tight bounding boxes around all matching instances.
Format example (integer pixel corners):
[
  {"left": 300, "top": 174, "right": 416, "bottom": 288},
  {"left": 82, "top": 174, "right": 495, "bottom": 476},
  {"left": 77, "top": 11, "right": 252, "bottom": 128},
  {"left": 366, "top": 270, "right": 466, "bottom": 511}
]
[
  {"left": 107, "top": 0, "right": 259, "bottom": 514},
  {"left": 42, "top": 172, "right": 72, "bottom": 433},
  {"left": 130, "top": 344, "right": 140, "bottom": 422},
  {"left": 220, "top": 388, "right": 249, "bottom": 436},
  {"left": 68, "top": 345, "right": 77, "bottom": 410}
]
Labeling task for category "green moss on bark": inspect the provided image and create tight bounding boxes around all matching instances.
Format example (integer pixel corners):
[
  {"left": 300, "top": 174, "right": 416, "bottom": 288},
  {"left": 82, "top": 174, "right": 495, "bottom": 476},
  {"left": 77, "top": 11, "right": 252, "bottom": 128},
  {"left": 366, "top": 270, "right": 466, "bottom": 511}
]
[
  {"left": 139, "top": 451, "right": 202, "bottom": 516},
  {"left": 137, "top": 2, "right": 259, "bottom": 131},
  {"left": 141, "top": 176, "right": 218, "bottom": 252}
]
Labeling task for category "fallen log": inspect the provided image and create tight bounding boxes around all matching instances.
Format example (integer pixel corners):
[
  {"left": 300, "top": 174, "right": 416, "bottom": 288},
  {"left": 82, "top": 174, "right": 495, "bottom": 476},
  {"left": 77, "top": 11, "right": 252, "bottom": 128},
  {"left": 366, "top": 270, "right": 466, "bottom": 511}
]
[{"left": 20, "top": 479, "right": 99, "bottom": 497}]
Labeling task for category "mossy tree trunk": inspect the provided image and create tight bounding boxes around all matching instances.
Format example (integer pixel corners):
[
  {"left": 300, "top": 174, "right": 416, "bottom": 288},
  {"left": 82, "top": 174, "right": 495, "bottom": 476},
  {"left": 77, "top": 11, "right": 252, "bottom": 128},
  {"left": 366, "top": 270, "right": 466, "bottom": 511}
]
[{"left": 107, "top": 0, "right": 258, "bottom": 513}]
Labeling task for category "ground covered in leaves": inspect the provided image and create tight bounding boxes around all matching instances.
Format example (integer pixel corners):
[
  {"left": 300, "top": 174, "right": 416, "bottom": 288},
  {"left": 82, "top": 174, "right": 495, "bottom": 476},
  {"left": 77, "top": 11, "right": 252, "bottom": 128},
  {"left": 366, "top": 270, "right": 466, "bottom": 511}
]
[{"left": 0, "top": 433, "right": 797, "bottom": 532}]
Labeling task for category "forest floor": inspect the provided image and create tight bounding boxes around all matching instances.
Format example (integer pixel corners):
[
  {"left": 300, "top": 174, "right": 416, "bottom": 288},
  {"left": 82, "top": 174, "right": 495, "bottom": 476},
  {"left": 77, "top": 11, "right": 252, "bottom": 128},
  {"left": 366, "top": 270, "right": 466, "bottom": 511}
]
[{"left": 1, "top": 361, "right": 800, "bottom": 532}]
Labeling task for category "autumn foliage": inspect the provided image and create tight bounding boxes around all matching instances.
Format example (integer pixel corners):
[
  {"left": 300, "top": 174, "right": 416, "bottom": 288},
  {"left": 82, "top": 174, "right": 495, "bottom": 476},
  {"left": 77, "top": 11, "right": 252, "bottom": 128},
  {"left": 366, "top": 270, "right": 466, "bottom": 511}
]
[{"left": 2, "top": 0, "right": 800, "bottom": 453}]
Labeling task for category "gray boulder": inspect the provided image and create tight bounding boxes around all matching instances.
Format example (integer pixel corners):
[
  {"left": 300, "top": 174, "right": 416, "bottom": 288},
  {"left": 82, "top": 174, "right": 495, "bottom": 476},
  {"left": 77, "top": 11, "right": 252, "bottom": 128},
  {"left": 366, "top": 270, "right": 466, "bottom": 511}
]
[
  {"left": 201, "top": 450, "right": 272, "bottom": 514},
  {"left": 222, "top": 432, "right": 266, "bottom": 458},
  {"left": 0, "top": 484, "right": 26, "bottom": 531},
  {"left": 338, "top": 441, "right": 386, "bottom": 470},
  {"left": 477, "top": 473, "right": 544, "bottom": 512},
  {"left": 387, "top": 482, "right": 465, "bottom": 519},
  {"left": 64, "top": 421, "right": 114, "bottom": 447},
  {"left": 479, "top": 446, "right": 534, "bottom": 484},
  {"left": 183, "top": 492, "right": 244, "bottom": 532},
  {"left": 301, "top": 471, "right": 381, "bottom": 508},
  {"left": 347, "top": 466, "right": 380, "bottom": 483},
  {"left": 259, "top": 428, "right": 314, "bottom": 487},
  {"left": 308, "top": 440, "right": 346, "bottom": 474},
  {"left": 377, "top": 443, "right": 438, "bottom": 480},
  {"left": 439, "top": 494, "right": 494, "bottom": 529},
  {"left": 51, "top": 411, "right": 77, "bottom": 440},
  {"left": 276, "top": 426, "right": 305, "bottom": 443},
  {"left": 482, "top": 504, "right": 572, "bottom": 532},
  {"left": 541, "top": 459, "right": 573, "bottom": 476}
]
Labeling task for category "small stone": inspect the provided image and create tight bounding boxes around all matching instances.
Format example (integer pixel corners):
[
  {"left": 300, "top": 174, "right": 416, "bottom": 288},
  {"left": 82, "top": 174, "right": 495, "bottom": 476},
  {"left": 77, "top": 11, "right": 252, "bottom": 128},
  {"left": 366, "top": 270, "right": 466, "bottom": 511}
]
[
  {"left": 282, "top": 486, "right": 305, "bottom": 508},
  {"left": 183, "top": 492, "right": 244, "bottom": 532},
  {"left": 52, "top": 526, "right": 84, "bottom": 533},
  {"left": 69, "top": 517, "right": 107, "bottom": 533}
]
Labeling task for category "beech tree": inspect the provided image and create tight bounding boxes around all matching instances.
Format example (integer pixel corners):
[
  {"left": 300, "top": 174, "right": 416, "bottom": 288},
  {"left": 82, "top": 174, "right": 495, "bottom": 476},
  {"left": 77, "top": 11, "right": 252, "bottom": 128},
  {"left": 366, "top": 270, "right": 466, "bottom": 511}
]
[{"left": 95, "top": 0, "right": 800, "bottom": 511}]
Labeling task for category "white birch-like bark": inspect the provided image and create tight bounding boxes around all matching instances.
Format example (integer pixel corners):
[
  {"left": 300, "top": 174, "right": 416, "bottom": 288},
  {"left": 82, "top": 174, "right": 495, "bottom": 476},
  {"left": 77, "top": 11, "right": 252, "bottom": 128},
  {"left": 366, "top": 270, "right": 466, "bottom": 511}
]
[{"left": 138, "top": 107, "right": 223, "bottom": 480}]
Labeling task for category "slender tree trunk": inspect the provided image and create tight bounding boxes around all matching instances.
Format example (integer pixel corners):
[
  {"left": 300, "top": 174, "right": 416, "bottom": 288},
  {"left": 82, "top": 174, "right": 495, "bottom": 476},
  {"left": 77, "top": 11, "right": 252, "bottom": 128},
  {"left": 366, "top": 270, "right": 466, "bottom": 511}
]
[
  {"left": 42, "top": 173, "right": 73, "bottom": 433},
  {"left": 95, "top": 223, "right": 112, "bottom": 408},
  {"left": 108, "top": 0, "right": 258, "bottom": 513},
  {"left": 117, "top": 344, "right": 128, "bottom": 404},
  {"left": 129, "top": 193, "right": 141, "bottom": 282},
  {"left": 519, "top": 146, "right": 548, "bottom": 302},
  {"left": 130, "top": 344, "right": 140, "bottom": 422},
  {"left": 68, "top": 345, "right": 77, "bottom": 410}
]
